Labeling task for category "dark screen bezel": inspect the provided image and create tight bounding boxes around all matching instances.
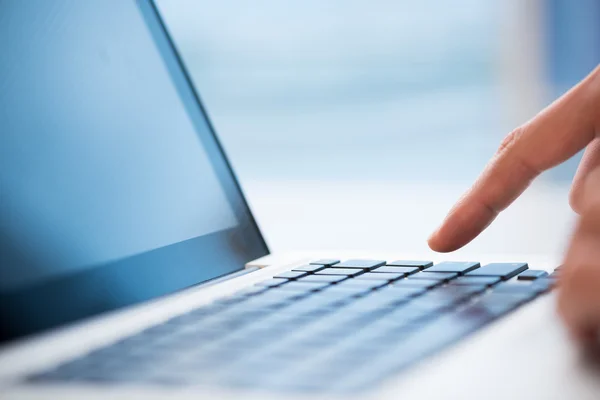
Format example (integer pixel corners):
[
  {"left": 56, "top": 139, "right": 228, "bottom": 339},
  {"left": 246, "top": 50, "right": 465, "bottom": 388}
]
[
  {"left": 143, "top": 0, "right": 268, "bottom": 261},
  {"left": 0, "top": 0, "right": 269, "bottom": 344}
]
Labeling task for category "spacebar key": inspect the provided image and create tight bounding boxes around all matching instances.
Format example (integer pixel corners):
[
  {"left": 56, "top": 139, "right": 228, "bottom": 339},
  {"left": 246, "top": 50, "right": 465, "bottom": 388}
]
[{"left": 466, "top": 263, "right": 528, "bottom": 280}]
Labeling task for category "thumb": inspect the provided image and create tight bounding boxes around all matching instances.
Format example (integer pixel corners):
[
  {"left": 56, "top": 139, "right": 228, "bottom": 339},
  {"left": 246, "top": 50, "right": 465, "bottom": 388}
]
[{"left": 558, "top": 166, "right": 600, "bottom": 343}]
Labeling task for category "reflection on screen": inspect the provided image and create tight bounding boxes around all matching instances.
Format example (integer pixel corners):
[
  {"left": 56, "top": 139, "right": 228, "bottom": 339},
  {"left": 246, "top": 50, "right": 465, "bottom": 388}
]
[
  {"left": 0, "top": 0, "right": 239, "bottom": 291},
  {"left": 0, "top": 0, "right": 267, "bottom": 342}
]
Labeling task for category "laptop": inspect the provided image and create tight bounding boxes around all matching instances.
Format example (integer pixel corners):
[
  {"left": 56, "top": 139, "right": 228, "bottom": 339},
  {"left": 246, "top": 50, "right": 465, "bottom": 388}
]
[{"left": 0, "top": 1, "right": 598, "bottom": 399}]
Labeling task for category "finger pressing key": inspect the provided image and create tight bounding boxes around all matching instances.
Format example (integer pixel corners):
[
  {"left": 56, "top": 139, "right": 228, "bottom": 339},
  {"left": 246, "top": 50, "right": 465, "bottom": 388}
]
[{"left": 429, "top": 66, "right": 600, "bottom": 252}]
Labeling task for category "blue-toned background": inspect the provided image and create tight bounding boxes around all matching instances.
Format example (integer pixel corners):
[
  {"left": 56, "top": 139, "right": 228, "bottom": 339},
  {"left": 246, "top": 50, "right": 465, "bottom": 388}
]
[{"left": 156, "top": 0, "right": 599, "bottom": 256}]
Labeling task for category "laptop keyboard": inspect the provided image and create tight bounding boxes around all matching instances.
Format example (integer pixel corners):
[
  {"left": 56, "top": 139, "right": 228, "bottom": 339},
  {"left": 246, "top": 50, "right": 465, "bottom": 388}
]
[{"left": 27, "top": 259, "right": 558, "bottom": 393}]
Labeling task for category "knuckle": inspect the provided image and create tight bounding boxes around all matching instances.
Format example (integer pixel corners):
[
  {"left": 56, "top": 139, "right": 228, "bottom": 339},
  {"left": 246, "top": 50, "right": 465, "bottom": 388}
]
[
  {"left": 494, "top": 125, "right": 540, "bottom": 182},
  {"left": 497, "top": 126, "right": 526, "bottom": 155}
]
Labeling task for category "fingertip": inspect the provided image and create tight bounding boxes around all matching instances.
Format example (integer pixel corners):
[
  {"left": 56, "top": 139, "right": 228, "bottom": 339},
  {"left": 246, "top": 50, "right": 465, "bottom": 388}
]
[
  {"left": 428, "top": 200, "right": 496, "bottom": 253},
  {"left": 427, "top": 230, "right": 457, "bottom": 253}
]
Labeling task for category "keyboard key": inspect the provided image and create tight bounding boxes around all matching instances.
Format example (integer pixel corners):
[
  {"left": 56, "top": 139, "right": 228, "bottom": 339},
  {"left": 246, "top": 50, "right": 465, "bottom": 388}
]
[
  {"left": 450, "top": 276, "right": 501, "bottom": 286},
  {"left": 398, "top": 308, "right": 494, "bottom": 354},
  {"left": 386, "top": 260, "right": 433, "bottom": 269},
  {"left": 311, "top": 290, "right": 360, "bottom": 303},
  {"left": 310, "top": 259, "right": 340, "bottom": 266},
  {"left": 409, "top": 272, "right": 458, "bottom": 282},
  {"left": 532, "top": 278, "right": 555, "bottom": 292},
  {"left": 355, "top": 272, "right": 406, "bottom": 282},
  {"left": 485, "top": 287, "right": 538, "bottom": 304},
  {"left": 376, "top": 286, "right": 427, "bottom": 298},
  {"left": 325, "top": 283, "right": 383, "bottom": 296},
  {"left": 419, "top": 286, "right": 484, "bottom": 306},
  {"left": 255, "top": 278, "right": 288, "bottom": 288},
  {"left": 470, "top": 294, "right": 534, "bottom": 318},
  {"left": 380, "top": 307, "right": 433, "bottom": 328},
  {"left": 517, "top": 270, "right": 549, "bottom": 281},
  {"left": 31, "top": 256, "right": 545, "bottom": 395},
  {"left": 443, "top": 284, "right": 488, "bottom": 298},
  {"left": 462, "top": 296, "right": 518, "bottom": 318},
  {"left": 333, "top": 311, "right": 500, "bottom": 392},
  {"left": 332, "top": 279, "right": 389, "bottom": 291},
  {"left": 234, "top": 286, "right": 269, "bottom": 296},
  {"left": 425, "top": 261, "right": 480, "bottom": 274},
  {"left": 315, "top": 267, "right": 364, "bottom": 277},
  {"left": 276, "top": 281, "right": 331, "bottom": 292},
  {"left": 427, "top": 285, "right": 481, "bottom": 300},
  {"left": 341, "top": 293, "right": 411, "bottom": 312},
  {"left": 334, "top": 260, "right": 386, "bottom": 270},
  {"left": 372, "top": 266, "right": 419, "bottom": 275},
  {"left": 406, "top": 298, "right": 453, "bottom": 314},
  {"left": 392, "top": 279, "right": 441, "bottom": 290},
  {"left": 292, "top": 264, "right": 327, "bottom": 273},
  {"left": 274, "top": 271, "right": 308, "bottom": 280},
  {"left": 233, "top": 294, "right": 301, "bottom": 310},
  {"left": 492, "top": 281, "right": 547, "bottom": 295},
  {"left": 466, "top": 263, "right": 528, "bottom": 280},
  {"left": 297, "top": 275, "right": 348, "bottom": 284},
  {"left": 278, "top": 293, "right": 355, "bottom": 314}
]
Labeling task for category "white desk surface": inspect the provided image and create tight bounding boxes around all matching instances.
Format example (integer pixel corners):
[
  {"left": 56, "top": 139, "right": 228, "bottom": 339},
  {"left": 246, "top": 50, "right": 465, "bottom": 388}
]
[{"left": 245, "top": 179, "right": 575, "bottom": 263}]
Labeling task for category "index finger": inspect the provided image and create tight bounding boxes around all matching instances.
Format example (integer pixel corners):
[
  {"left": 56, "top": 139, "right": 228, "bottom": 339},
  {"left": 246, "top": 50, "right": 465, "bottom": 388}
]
[{"left": 428, "top": 67, "right": 600, "bottom": 252}]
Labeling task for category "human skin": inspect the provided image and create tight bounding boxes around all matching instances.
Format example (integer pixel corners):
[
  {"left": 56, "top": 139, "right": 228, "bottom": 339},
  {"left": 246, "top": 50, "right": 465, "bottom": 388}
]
[{"left": 428, "top": 66, "right": 600, "bottom": 343}]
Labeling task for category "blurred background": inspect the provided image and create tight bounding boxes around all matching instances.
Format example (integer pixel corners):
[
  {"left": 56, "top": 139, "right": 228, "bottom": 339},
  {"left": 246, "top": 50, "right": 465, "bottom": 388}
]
[{"left": 156, "top": 0, "right": 600, "bottom": 259}]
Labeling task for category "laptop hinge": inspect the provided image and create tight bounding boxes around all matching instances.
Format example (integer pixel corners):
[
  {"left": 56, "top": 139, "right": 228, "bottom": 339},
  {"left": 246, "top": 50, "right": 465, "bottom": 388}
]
[
  {"left": 245, "top": 254, "right": 275, "bottom": 269},
  {"left": 198, "top": 266, "right": 260, "bottom": 288},
  {"left": 245, "top": 253, "right": 310, "bottom": 270}
]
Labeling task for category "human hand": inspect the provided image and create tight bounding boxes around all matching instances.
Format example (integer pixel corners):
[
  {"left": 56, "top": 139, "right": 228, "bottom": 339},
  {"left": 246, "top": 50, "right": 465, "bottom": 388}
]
[{"left": 427, "top": 66, "right": 600, "bottom": 343}]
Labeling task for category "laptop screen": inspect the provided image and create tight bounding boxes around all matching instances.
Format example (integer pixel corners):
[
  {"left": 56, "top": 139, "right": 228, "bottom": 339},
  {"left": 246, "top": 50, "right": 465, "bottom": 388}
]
[{"left": 0, "top": 0, "right": 268, "bottom": 343}]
